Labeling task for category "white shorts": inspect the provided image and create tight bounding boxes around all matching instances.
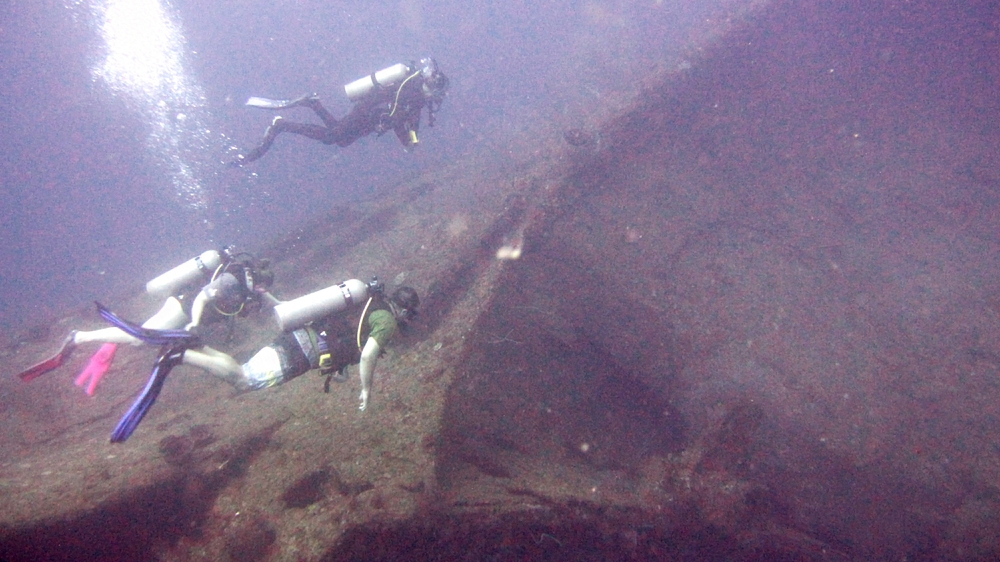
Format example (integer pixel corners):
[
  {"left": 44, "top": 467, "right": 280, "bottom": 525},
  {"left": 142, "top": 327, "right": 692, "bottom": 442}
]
[{"left": 242, "top": 345, "right": 287, "bottom": 390}]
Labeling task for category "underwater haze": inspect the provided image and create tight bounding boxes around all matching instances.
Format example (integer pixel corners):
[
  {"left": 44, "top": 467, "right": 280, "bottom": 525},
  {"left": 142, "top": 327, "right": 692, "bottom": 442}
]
[
  {"left": 4, "top": 0, "right": 1000, "bottom": 560},
  {"left": 0, "top": 0, "right": 720, "bottom": 339}
]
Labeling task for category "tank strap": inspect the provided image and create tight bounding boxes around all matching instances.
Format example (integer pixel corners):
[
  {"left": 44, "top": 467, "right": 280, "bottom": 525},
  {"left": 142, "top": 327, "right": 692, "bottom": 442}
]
[{"left": 338, "top": 282, "right": 356, "bottom": 307}]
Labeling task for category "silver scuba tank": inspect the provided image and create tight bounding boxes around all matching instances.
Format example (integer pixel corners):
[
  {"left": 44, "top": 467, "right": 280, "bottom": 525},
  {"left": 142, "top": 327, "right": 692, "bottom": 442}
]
[
  {"left": 273, "top": 278, "right": 370, "bottom": 331},
  {"left": 344, "top": 63, "right": 411, "bottom": 101},
  {"left": 145, "top": 250, "right": 222, "bottom": 299}
]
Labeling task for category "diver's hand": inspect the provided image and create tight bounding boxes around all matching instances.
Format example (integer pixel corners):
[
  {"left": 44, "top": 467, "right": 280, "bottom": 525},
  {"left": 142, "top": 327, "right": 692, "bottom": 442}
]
[{"left": 359, "top": 389, "right": 369, "bottom": 411}]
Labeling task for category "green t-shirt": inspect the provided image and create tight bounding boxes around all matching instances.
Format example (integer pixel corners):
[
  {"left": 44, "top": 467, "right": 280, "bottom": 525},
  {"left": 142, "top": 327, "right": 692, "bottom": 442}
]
[{"left": 367, "top": 308, "right": 397, "bottom": 348}]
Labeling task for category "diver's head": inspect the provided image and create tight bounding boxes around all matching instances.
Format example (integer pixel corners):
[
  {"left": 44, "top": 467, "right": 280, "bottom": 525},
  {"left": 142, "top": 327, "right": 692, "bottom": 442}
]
[
  {"left": 254, "top": 258, "right": 274, "bottom": 289},
  {"left": 389, "top": 286, "right": 420, "bottom": 323},
  {"left": 221, "top": 244, "right": 238, "bottom": 261},
  {"left": 419, "top": 57, "right": 449, "bottom": 101},
  {"left": 418, "top": 57, "right": 439, "bottom": 80}
]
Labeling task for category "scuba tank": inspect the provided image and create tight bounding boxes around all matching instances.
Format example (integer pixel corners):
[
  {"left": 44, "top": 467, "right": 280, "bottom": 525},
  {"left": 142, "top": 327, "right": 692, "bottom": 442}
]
[
  {"left": 145, "top": 250, "right": 223, "bottom": 299},
  {"left": 344, "top": 63, "right": 412, "bottom": 101},
  {"left": 273, "top": 278, "right": 373, "bottom": 332}
]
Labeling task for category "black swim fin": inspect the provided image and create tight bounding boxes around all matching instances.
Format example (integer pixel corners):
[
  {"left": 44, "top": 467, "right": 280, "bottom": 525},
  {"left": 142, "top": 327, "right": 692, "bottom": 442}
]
[{"left": 245, "top": 94, "right": 318, "bottom": 110}]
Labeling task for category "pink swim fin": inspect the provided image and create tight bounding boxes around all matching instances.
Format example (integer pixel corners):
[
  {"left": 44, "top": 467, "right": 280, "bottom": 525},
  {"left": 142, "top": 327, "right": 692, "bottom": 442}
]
[{"left": 75, "top": 343, "right": 118, "bottom": 396}]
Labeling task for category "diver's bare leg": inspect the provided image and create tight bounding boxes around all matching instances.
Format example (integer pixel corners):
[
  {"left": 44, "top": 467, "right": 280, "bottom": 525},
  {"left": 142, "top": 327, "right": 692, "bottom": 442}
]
[
  {"left": 74, "top": 297, "right": 187, "bottom": 345},
  {"left": 17, "top": 298, "right": 187, "bottom": 383},
  {"left": 181, "top": 346, "right": 249, "bottom": 390}
]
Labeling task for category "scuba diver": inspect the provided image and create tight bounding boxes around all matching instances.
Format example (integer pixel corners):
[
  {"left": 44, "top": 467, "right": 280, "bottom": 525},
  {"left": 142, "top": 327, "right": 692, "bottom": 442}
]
[
  {"left": 16, "top": 246, "right": 278, "bottom": 395},
  {"left": 97, "top": 278, "right": 418, "bottom": 442},
  {"left": 230, "top": 57, "right": 449, "bottom": 165}
]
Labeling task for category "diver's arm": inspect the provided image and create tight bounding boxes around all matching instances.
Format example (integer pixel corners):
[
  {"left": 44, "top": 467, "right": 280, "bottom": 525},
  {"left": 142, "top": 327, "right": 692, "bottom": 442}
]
[
  {"left": 358, "top": 337, "right": 381, "bottom": 411},
  {"left": 256, "top": 289, "right": 282, "bottom": 308},
  {"left": 393, "top": 101, "right": 423, "bottom": 148},
  {"left": 186, "top": 289, "right": 210, "bottom": 330},
  {"left": 394, "top": 124, "right": 416, "bottom": 148}
]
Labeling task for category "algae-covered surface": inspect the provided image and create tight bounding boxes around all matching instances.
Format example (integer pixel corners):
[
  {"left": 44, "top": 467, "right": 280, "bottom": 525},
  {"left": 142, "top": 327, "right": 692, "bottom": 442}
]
[{"left": 4, "top": 0, "right": 1000, "bottom": 560}]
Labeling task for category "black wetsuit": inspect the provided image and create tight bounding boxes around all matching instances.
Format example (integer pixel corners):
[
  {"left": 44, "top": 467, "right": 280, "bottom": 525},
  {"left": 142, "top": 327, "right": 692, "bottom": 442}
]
[{"left": 239, "top": 75, "right": 430, "bottom": 163}]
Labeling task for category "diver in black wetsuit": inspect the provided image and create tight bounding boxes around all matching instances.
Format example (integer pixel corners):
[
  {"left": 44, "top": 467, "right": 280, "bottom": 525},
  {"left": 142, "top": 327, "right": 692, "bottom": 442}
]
[{"left": 231, "top": 57, "right": 448, "bottom": 165}]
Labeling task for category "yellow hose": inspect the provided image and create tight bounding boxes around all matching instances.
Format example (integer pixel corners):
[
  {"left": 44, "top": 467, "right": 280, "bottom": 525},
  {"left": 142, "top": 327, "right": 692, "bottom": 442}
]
[{"left": 356, "top": 296, "right": 373, "bottom": 350}]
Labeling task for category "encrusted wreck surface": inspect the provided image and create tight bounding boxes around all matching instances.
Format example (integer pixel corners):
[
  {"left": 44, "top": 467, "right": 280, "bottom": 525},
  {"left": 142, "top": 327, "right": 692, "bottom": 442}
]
[{"left": 3, "top": 0, "right": 1000, "bottom": 560}]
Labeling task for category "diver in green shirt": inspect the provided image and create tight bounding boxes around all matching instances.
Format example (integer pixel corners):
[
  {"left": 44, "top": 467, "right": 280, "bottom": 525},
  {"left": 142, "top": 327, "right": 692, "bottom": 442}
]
[{"left": 180, "top": 285, "right": 418, "bottom": 411}]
